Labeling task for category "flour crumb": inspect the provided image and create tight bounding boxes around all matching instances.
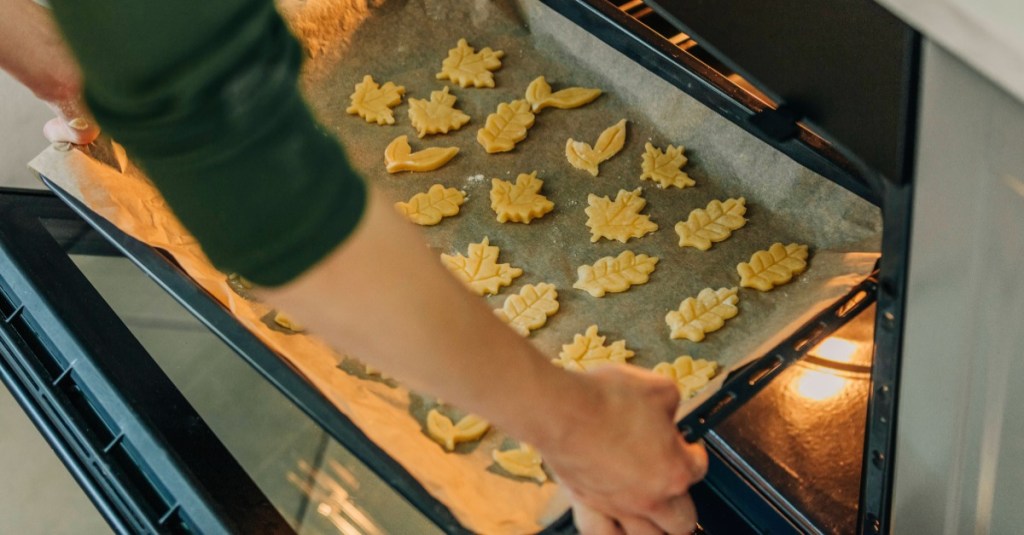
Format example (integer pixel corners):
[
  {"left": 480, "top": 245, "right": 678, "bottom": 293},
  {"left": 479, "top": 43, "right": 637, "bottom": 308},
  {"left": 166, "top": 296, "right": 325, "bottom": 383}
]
[{"left": 466, "top": 174, "right": 486, "bottom": 184}]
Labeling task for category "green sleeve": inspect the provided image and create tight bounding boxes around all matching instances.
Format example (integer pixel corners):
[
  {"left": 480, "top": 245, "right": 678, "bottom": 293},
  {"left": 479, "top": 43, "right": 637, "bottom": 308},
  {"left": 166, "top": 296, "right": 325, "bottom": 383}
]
[{"left": 48, "top": 1, "right": 367, "bottom": 286}]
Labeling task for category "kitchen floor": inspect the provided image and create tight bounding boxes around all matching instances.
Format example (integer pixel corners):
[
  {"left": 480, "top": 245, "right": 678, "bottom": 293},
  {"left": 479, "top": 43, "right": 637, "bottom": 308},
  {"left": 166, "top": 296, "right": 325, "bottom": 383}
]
[{"left": 0, "top": 72, "right": 437, "bottom": 535}]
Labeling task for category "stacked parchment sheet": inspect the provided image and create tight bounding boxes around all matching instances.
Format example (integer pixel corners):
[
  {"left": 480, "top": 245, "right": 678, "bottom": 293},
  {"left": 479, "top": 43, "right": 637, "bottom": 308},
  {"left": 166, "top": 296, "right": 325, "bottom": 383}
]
[{"left": 32, "top": 0, "right": 881, "bottom": 532}]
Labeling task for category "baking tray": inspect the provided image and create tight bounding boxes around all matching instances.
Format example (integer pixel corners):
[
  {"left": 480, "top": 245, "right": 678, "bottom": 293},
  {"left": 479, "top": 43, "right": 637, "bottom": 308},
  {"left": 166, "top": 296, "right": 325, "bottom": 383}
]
[{"left": 31, "top": 0, "right": 883, "bottom": 532}]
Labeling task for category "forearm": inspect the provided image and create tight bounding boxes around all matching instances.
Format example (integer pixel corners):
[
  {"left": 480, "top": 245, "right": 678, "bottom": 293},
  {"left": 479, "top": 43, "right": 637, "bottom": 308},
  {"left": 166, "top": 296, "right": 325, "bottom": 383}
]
[
  {"left": 259, "top": 189, "right": 594, "bottom": 449},
  {"left": 0, "top": 0, "right": 80, "bottom": 102}
]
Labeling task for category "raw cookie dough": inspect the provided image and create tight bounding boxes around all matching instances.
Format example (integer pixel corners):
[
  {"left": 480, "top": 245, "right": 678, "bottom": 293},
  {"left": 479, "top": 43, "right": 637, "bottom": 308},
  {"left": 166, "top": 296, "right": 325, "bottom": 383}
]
[
  {"left": 665, "top": 287, "right": 740, "bottom": 342},
  {"left": 384, "top": 135, "right": 459, "bottom": 173},
  {"left": 436, "top": 38, "right": 504, "bottom": 88},
  {"left": 492, "top": 443, "right": 547, "bottom": 483},
  {"left": 737, "top": 242, "right": 810, "bottom": 291},
  {"left": 489, "top": 171, "right": 554, "bottom": 223},
  {"left": 273, "top": 311, "right": 304, "bottom": 332},
  {"left": 477, "top": 100, "right": 536, "bottom": 153},
  {"left": 552, "top": 325, "right": 635, "bottom": 372},
  {"left": 346, "top": 75, "right": 406, "bottom": 125},
  {"left": 441, "top": 237, "right": 523, "bottom": 295},
  {"left": 640, "top": 142, "right": 695, "bottom": 189},
  {"left": 652, "top": 356, "right": 718, "bottom": 399},
  {"left": 585, "top": 187, "right": 658, "bottom": 243},
  {"left": 494, "top": 283, "right": 559, "bottom": 336},
  {"left": 524, "top": 76, "right": 602, "bottom": 113},
  {"left": 573, "top": 250, "right": 659, "bottom": 297},
  {"left": 407, "top": 86, "right": 471, "bottom": 138},
  {"left": 566, "top": 119, "right": 627, "bottom": 176},
  {"left": 675, "top": 197, "right": 748, "bottom": 251},
  {"left": 395, "top": 184, "right": 466, "bottom": 226},
  {"left": 426, "top": 409, "right": 490, "bottom": 451}
]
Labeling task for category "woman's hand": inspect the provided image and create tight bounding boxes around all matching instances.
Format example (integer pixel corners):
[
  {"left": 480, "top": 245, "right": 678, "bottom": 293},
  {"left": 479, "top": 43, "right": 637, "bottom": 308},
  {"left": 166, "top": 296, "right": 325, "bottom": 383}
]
[
  {"left": 540, "top": 366, "right": 708, "bottom": 534},
  {"left": 0, "top": 0, "right": 98, "bottom": 144}
]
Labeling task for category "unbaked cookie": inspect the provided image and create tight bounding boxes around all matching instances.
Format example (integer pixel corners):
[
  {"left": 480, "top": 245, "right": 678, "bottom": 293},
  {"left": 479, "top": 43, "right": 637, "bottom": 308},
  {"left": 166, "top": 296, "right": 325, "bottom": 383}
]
[
  {"left": 395, "top": 184, "right": 466, "bottom": 226},
  {"left": 426, "top": 409, "right": 490, "bottom": 451},
  {"left": 492, "top": 443, "right": 547, "bottom": 483},
  {"left": 346, "top": 75, "right": 405, "bottom": 125},
  {"left": 552, "top": 325, "right": 635, "bottom": 372},
  {"left": 652, "top": 356, "right": 718, "bottom": 399},
  {"left": 566, "top": 119, "right": 627, "bottom": 176},
  {"left": 665, "top": 287, "right": 740, "bottom": 342},
  {"left": 407, "top": 86, "right": 470, "bottom": 138},
  {"left": 675, "top": 198, "right": 747, "bottom": 251},
  {"left": 494, "top": 283, "right": 559, "bottom": 336},
  {"left": 573, "top": 250, "right": 659, "bottom": 297},
  {"left": 436, "top": 38, "right": 504, "bottom": 88},
  {"left": 384, "top": 135, "right": 459, "bottom": 173},
  {"left": 585, "top": 188, "right": 658, "bottom": 243},
  {"left": 524, "top": 76, "right": 601, "bottom": 113},
  {"left": 490, "top": 171, "right": 554, "bottom": 223},
  {"left": 441, "top": 237, "right": 523, "bottom": 295},
  {"left": 640, "top": 142, "right": 695, "bottom": 189},
  {"left": 737, "top": 242, "right": 809, "bottom": 291},
  {"left": 477, "top": 100, "right": 536, "bottom": 153}
]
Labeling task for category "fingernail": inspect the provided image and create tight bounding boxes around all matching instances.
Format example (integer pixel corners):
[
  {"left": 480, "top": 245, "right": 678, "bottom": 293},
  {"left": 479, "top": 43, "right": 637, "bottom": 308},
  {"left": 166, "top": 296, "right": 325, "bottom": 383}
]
[{"left": 68, "top": 118, "right": 90, "bottom": 130}]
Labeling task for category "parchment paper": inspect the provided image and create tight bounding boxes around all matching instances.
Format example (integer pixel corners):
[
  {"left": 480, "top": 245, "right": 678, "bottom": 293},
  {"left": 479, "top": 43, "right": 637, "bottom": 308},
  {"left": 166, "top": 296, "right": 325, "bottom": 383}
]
[{"left": 30, "top": 1, "right": 881, "bottom": 533}]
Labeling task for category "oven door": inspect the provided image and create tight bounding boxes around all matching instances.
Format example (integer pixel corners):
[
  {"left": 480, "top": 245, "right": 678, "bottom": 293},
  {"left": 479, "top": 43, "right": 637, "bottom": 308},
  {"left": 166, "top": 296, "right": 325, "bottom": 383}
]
[{"left": 0, "top": 188, "right": 442, "bottom": 534}]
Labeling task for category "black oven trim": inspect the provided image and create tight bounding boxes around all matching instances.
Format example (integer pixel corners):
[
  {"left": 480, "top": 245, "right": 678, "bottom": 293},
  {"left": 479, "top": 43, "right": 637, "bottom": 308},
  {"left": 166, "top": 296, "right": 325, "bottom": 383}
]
[{"left": 0, "top": 189, "right": 291, "bottom": 534}]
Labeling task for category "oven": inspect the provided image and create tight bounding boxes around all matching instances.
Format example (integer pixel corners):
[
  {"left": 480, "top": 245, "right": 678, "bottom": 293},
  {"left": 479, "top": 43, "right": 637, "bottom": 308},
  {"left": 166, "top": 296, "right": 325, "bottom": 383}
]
[{"left": 3, "top": 0, "right": 1023, "bottom": 533}]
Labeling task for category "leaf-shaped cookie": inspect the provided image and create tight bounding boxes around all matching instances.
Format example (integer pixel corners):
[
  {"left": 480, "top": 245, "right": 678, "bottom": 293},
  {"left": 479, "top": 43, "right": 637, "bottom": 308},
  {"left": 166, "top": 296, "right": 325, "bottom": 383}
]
[
  {"left": 566, "top": 119, "right": 628, "bottom": 176},
  {"left": 490, "top": 171, "right": 554, "bottom": 223},
  {"left": 477, "top": 100, "right": 536, "bottom": 153},
  {"left": 524, "top": 76, "right": 602, "bottom": 113},
  {"left": 441, "top": 237, "right": 523, "bottom": 295},
  {"left": 573, "top": 250, "right": 659, "bottom": 297},
  {"left": 737, "top": 242, "right": 809, "bottom": 291},
  {"left": 493, "top": 443, "right": 547, "bottom": 483},
  {"left": 494, "top": 283, "right": 559, "bottom": 336},
  {"left": 640, "top": 142, "right": 695, "bottom": 189},
  {"left": 273, "top": 311, "right": 304, "bottom": 332},
  {"left": 652, "top": 356, "right": 719, "bottom": 399},
  {"left": 407, "top": 86, "right": 471, "bottom": 138},
  {"left": 426, "top": 409, "right": 490, "bottom": 451},
  {"left": 585, "top": 188, "right": 658, "bottom": 243},
  {"left": 346, "top": 75, "right": 406, "bottom": 125},
  {"left": 665, "top": 287, "right": 740, "bottom": 342},
  {"left": 675, "top": 197, "right": 748, "bottom": 251},
  {"left": 384, "top": 135, "right": 459, "bottom": 173},
  {"left": 436, "top": 38, "right": 504, "bottom": 88},
  {"left": 552, "top": 325, "right": 635, "bottom": 372},
  {"left": 395, "top": 184, "right": 466, "bottom": 225}
]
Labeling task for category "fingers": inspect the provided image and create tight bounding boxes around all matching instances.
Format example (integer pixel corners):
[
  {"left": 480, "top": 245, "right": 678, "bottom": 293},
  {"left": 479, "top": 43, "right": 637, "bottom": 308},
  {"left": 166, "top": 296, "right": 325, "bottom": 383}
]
[
  {"left": 573, "top": 502, "right": 623, "bottom": 535},
  {"left": 617, "top": 514, "right": 665, "bottom": 535},
  {"left": 44, "top": 98, "right": 100, "bottom": 145},
  {"left": 43, "top": 116, "right": 101, "bottom": 145},
  {"left": 646, "top": 493, "right": 699, "bottom": 534},
  {"left": 681, "top": 438, "right": 709, "bottom": 484}
]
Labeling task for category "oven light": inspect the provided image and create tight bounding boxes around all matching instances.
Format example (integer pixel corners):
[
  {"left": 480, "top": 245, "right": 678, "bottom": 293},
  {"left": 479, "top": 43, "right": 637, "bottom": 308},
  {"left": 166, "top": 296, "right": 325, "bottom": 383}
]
[
  {"left": 809, "top": 336, "right": 858, "bottom": 364},
  {"left": 794, "top": 369, "right": 847, "bottom": 401}
]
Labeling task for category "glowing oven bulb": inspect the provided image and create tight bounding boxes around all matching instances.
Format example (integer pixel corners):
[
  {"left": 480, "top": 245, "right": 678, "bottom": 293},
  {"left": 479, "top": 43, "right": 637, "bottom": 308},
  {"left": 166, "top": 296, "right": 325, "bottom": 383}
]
[{"left": 794, "top": 369, "right": 847, "bottom": 401}]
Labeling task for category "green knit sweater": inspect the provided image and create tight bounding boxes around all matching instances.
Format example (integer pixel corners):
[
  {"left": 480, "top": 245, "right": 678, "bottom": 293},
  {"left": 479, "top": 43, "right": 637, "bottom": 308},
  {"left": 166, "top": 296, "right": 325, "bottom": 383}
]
[{"left": 49, "top": 1, "right": 367, "bottom": 286}]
